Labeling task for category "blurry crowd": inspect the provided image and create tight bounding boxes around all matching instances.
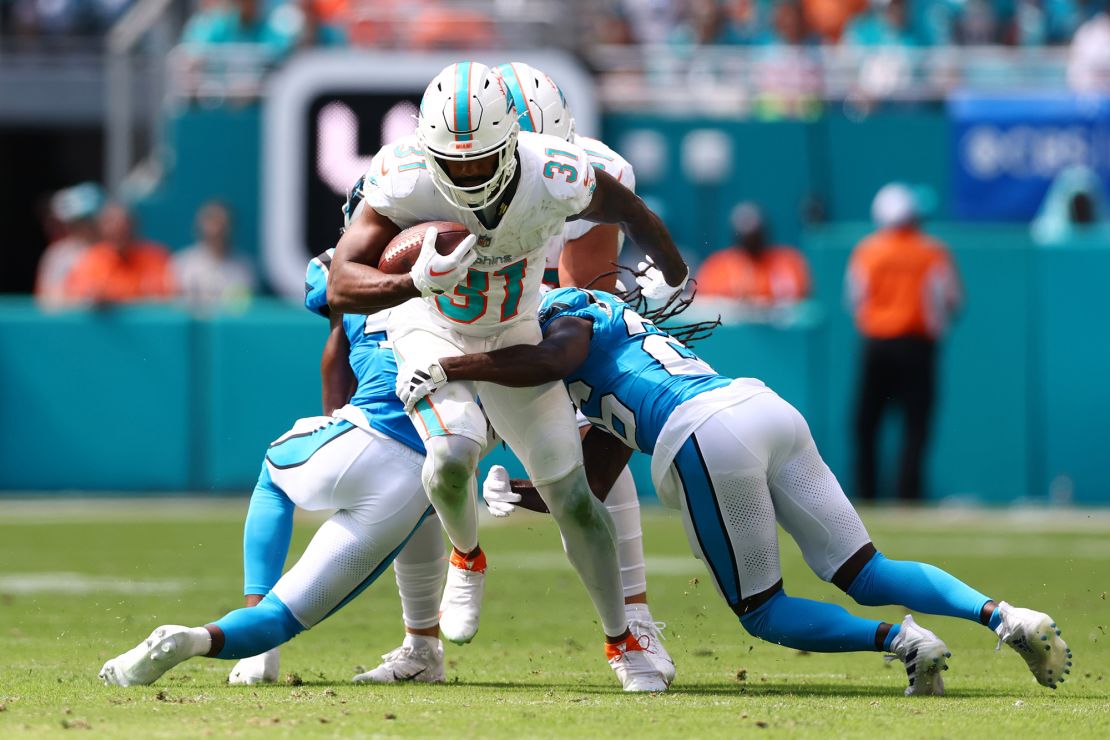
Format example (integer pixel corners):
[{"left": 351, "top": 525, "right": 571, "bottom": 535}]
[
  {"left": 5, "top": 0, "right": 1107, "bottom": 51},
  {"left": 35, "top": 183, "right": 256, "bottom": 312},
  {"left": 592, "top": 0, "right": 1108, "bottom": 48}
]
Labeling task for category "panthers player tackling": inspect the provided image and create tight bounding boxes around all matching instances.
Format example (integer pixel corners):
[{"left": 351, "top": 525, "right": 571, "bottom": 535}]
[
  {"left": 99, "top": 254, "right": 438, "bottom": 687},
  {"left": 327, "top": 61, "right": 688, "bottom": 691},
  {"left": 397, "top": 286, "right": 1073, "bottom": 696}
]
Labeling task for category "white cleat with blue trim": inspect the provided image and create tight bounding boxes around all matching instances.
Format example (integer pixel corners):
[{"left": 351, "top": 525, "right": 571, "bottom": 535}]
[{"left": 994, "top": 601, "right": 1071, "bottom": 689}]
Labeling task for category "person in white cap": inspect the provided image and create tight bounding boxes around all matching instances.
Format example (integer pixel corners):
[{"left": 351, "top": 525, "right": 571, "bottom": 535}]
[
  {"left": 35, "top": 182, "right": 104, "bottom": 307},
  {"left": 845, "top": 183, "right": 961, "bottom": 503}
]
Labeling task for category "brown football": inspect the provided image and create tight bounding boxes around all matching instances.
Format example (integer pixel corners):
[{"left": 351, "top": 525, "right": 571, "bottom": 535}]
[{"left": 377, "top": 221, "right": 471, "bottom": 275}]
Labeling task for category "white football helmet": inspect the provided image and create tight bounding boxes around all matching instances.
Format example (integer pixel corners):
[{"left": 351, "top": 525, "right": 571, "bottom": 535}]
[
  {"left": 417, "top": 61, "right": 520, "bottom": 211},
  {"left": 495, "top": 62, "right": 575, "bottom": 141}
]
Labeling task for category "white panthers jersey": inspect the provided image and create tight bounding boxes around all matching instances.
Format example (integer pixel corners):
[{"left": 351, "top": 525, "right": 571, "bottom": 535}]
[
  {"left": 542, "top": 134, "right": 636, "bottom": 289},
  {"left": 358, "top": 131, "right": 596, "bottom": 335}
]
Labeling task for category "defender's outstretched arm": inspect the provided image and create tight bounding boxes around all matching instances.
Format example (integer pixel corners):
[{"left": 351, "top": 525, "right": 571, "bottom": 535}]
[
  {"left": 437, "top": 317, "right": 594, "bottom": 388},
  {"left": 502, "top": 425, "right": 634, "bottom": 513}
]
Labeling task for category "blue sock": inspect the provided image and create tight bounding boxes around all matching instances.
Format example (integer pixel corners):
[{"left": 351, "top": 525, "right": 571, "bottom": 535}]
[
  {"left": 243, "top": 464, "right": 295, "bottom": 596},
  {"left": 212, "top": 593, "right": 305, "bottom": 659},
  {"left": 988, "top": 609, "right": 1002, "bottom": 630},
  {"left": 739, "top": 590, "right": 884, "bottom": 652},
  {"left": 884, "top": 623, "right": 901, "bottom": 650},
  {"left": 848, "top": 552, "right": 992, "bottom": 625}
]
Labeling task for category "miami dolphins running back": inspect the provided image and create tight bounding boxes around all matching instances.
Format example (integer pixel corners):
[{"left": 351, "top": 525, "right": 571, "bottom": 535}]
[
  {"left": 98, "top": 252, "right": 441, "bottom": 687},
  {"left": 329, "top": 60, "right": 688, "bottom": 691},
  {"left": 396, "top": 286, "right": 1073, "bottom": 696},
  {"left": 366, "top": 60, "right": 675, "bottom": 686}
]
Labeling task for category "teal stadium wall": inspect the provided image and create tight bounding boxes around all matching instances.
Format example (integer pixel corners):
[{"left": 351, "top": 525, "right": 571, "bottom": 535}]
[{"left": 3, "top": 233, "right": 1107, "bottom": 502}]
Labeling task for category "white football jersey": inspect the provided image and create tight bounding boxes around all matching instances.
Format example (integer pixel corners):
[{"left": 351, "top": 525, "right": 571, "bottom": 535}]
[
  {"left": 542, "top": 134, "right": 636, "bottom": 289},
  {"left": 357, "top": 131, "right": 596, "bottom": 335}
]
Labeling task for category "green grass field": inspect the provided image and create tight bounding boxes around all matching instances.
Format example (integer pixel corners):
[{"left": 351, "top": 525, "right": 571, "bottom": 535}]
[{"left": 1, "top": 501, "right": 1109, "bottom": 738}]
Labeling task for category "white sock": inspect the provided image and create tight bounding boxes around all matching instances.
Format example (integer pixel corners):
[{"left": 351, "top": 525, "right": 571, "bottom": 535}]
[
  {"left": 185, "top": 627, "right": 213, "bottom": 657},
  {"left": 605, "top": 466, "right": 648, "bottom": 600},
  {"left": 394, "top": 515, "right": 447, "bottom": 630},
  {"left": 538, "top": 467, "right": 627, "bottom": 638},
  {"left": 403, "top": 633, "right": 440, "bottom": 650}
]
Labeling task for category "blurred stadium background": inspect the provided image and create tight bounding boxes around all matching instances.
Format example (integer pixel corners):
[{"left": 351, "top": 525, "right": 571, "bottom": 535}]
[{"left": 1, "top": 0, "right": 1108, "bottom": 507}]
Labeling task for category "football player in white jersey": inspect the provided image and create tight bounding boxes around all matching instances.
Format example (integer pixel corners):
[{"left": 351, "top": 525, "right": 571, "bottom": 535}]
[
  {"left": 328, "top": 61, "right": 689, "bottom": 691},
  {"left": 358, "top": 62, "right": 676, "bottom": 687}
]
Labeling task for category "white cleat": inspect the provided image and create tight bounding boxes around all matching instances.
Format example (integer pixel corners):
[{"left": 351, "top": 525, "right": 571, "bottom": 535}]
[
  {"left": 228, "top": 648, "right": 280, "bottom": 685},
  {"left": 626, "top": 605, "right": 676, "bottom": 686},
  {"left": 994, "top": 601, "right": 1072, "bottom": 689},
  {"left": 352, "top": 639, "right": 446, "bottom": 684},
  {"left": 98, "top": 625, "right": 199, "bottom": 687},
  {"left": 888, "top": 615, "right": 950, "bottom": 696},
  {"left": 439, "top": 549, "right": 486, "bottom": 645},
  {"left": 607, "top": 635, "right": 668, "bottom": 692}
]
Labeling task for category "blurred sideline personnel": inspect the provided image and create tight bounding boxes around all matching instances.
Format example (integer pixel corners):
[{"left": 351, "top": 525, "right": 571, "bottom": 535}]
[
  {"left": 34, "top": 182, "right": 104, "bottom": 307},
  {"left": 695, "top": 202, "right": 810, "bottom": 305},
  {"left": 229, "top": 63, "right": 673, "bottom": 688},
  {"left": 846, "top": 184, "right": 961, "bottom": 503},
  {"left": 326, "top": 61, "right": 690, "bottom": 691},
  {"left": 100, "top": 254, "right": 438, "bottom": 688},
  {"left": 62, "top": 203, "right": 175, "bottom": 305},
  {"left": 398, "top": 286, "right": 1071, "bottom": 696},
  {"left": 172, "top": 201, "right": 257, "bottom": 311}
]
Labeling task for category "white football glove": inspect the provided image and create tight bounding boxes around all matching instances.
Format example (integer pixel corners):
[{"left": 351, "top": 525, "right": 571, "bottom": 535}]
[
  {"left": 396, "top": 360, "right": 448, "bottom": 413},
  {"left": 481, "top": 465, "right": 520, "bottom": 518},
  {"left": 410, "top": 226, "right": 478, "bottom": 297},
  {"left": 634, "top": 255, "right": 689, "bottom": 302}
]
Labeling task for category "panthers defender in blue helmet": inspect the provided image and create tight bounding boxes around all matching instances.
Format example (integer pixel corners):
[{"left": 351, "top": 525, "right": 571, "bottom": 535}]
[
  {"left": 99, "top": 252, "right": 448, "bottom": 687},
  {"left": 396, "top": 287, "right": 1072, "bottom": 696}
]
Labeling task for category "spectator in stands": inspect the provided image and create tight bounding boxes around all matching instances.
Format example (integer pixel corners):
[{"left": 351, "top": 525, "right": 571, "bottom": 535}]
[
  {"left": 722, "top": 0, "right": 771, "bottom": 44},
  {"left": 35, "top": 183, "right": 104, "bottom": 308},
  {"left": 669, "top": 0, "right": 740, "bottom": 46},
  {"left": 1067, "top": 8, "right": 1110, "bottom": 91},
  {"left": 846, "top": 184, "right": 961, "bottom": 504},
  {"left": 63, "top": 203, "right": 175, "bottom": 305},
  {"left": 954, "top": 0, "right": 1002, "bottom": 44},
  {"left": 752, "top": 1, "right": 823, "bottom": 118},
  {"left": 1031, "top": 165, "right": 1110, "bottom": 246},
  {"left": 172, "top": 201, "right": 256, "bottom": 311},
  {"left": 292, "top": 0, "right": 347, "bottom": 48},
  {"left": 180, "top": 0, "right": 299, "bottom": 58},
  {"left": 695, "top": 202, "right": 811, "bottom": 304},
  {"left": 843, "top": 0, "right": 923, "bottom": 46},
  {"left": 803, "top": 0, "right": 866, "bottom": 42}
]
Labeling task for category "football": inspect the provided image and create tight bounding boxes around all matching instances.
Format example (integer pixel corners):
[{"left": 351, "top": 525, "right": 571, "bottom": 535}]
[{"left": 377, "top": 221, "right": 471, "bottom": 274}]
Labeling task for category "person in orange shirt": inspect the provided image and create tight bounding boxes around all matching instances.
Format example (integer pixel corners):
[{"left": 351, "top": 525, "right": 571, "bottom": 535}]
[
  {"left": 846, "top": 184, "right": 961, "bottom": 503},
  {"left": 63, "top": 203, "right": 176, "bottom": 305},
  {"left": 695, "top": 202, "right": 811, "bottom": 305}
]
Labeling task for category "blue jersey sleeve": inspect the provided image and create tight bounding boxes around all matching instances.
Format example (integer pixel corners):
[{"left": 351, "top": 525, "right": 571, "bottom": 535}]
[{"left": 304, "top": 249, "right": 335, "bottom": 318}]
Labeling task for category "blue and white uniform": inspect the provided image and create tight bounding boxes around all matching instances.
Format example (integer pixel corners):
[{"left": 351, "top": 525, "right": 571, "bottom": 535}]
[
  {"left": 216, "top": 253, "right": 436, "bottom": 662},
  {"left": 538, "top": 287, "right": 1004, "bottom": 661},
  {"left": 539, "top": 288, "right": 871, "bottom": 609}
]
